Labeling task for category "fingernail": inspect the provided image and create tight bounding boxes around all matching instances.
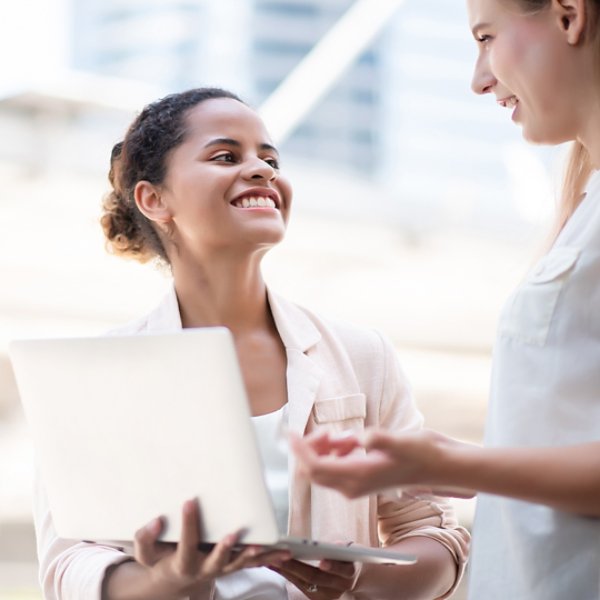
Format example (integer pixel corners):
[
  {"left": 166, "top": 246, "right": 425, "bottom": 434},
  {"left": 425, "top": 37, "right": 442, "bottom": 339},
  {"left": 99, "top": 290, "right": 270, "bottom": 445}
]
[
  {"left": 243, "top": 545, "right": 257, "bottom": 557},
  {"left": 147, "top": 518, "right": 160, "bottom": 533}
]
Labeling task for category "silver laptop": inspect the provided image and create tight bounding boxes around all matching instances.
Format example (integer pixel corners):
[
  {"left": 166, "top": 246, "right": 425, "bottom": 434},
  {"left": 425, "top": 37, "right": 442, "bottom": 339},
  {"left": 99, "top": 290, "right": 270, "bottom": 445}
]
[{"left": 9, "top": 328, "right": 415, "bottom": 565}]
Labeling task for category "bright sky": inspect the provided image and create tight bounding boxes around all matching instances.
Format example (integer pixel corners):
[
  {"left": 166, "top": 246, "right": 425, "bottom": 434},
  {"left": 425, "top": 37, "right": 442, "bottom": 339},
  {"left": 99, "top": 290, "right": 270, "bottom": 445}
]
[{"left": 0, "top": 0, "right": 69, "bottom": 96}]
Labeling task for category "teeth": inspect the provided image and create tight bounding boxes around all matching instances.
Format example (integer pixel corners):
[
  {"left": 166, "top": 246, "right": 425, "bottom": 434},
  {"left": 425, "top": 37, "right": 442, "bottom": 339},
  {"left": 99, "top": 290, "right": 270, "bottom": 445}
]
[
  {"left": 233, "top": 196, "right": 277, "bottom": 209},
  {"left": 497, "top": 95, "right": 519, "bottom": 109}
]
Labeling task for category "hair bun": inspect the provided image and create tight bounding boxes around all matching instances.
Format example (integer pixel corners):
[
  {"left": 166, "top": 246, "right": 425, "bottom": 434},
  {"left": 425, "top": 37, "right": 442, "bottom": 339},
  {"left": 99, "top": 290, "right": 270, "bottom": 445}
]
[{"left": 100, "top": 189, "right": 156, "bottom": 263}]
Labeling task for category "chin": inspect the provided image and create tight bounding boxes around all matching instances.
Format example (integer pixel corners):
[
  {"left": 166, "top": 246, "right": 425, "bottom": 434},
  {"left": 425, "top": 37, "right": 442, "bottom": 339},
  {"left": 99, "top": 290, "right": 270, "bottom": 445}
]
[
  {"left": 521, "top": 122, "right": 567, "bottom": 147},
  {"left": 521, "top": 129, "right": 550, "bottom": 146},
  {"left": 522, "top": 132, "right": 545, "bottom": 145},
  {"left": 244, "top": 227, "right": 286, "bottom": 248}
]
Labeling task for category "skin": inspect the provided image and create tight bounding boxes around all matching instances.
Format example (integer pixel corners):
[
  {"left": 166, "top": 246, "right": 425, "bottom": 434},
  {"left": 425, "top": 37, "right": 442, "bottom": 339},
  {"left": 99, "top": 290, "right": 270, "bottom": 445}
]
[
  {"left": 104, "top": 98, "right": 457, "bottom": 599},
  {"left": 291, "top": 430, "right": 600, "bottom": 517},
  {"left": 134, "top": 98, "right": 293, "bottom": 417},
  {"left": 291, "top": 0, "right": 600, "bottom": 521},
  {"left": 103, "top": 501, "right": 292, "bottom": 600},
  {"left": 470, "top": 0, "right": 600, "bottom": 159}
]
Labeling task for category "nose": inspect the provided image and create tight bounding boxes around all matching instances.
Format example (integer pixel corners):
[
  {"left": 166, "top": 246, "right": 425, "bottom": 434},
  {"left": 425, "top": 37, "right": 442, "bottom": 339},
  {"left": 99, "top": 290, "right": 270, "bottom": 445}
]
[
  {"left": 242, "top": 156, "right": 277, "bottom": 181},
  {"left": 471, "top": 52, "right": 496, "bottom": 95}
]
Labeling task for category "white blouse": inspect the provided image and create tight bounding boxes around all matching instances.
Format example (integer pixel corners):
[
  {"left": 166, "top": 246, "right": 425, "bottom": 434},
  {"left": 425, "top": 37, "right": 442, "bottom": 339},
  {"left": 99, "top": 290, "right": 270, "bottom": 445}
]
[
  {"left": 468, "top": 170, "right": 600, "bottom": 600},
  {"left": 214, "top": 404, "right": 290, "bottom": 599}
]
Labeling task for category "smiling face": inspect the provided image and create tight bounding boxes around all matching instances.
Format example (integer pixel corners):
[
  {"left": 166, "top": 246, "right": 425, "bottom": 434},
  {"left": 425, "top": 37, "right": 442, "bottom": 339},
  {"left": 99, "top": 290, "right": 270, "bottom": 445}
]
[
  {"left": 468, "top": 0, "right": 591, "bottom": 145},
  {"left": 144, "top": 97, "right": 292, "bottom": 262}
]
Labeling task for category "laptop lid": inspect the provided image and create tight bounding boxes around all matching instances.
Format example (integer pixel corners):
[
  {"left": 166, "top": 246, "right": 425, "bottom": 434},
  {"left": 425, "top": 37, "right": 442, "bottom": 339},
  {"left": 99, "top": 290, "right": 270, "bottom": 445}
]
[{"left": 10, "top": 328, "right": 281, "bottom": 544}]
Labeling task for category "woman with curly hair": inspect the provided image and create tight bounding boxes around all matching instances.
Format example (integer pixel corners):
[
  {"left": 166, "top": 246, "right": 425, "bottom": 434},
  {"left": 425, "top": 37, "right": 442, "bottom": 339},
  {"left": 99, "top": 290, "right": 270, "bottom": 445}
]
[{"left": 33, "top": 88, "right": 469, "bottom": 600}]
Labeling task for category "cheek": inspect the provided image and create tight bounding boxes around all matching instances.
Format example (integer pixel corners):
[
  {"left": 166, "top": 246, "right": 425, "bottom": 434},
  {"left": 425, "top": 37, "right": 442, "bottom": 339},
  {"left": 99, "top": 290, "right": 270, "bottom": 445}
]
[
  {"left": 489, "top": 35, "right": 520, "bottom": 82},
  {"left": 492, "top": 24, "right": 551, "bottom": 89},
  {"left": 278, "top": 177, "right": 293, "bottom": 210}
]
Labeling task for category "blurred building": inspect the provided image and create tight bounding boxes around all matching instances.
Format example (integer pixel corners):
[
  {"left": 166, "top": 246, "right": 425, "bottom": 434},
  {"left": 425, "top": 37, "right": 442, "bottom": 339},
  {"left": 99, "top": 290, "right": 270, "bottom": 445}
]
[
  {"left": 66, "top": 0, "right": 554, "bottom": 230},
  {"left": 69, "top": 0, "right": 381, "bottom": 175}
]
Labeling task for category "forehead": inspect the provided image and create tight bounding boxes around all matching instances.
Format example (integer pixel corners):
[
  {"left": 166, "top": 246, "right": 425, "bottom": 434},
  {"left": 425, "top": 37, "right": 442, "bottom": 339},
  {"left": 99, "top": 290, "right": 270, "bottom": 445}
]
[
  {"left": 183, "top": 98, "right": 272, "bottom": 144},
  {"left": 467, "top": 0, "right": 506, "bottom": 27}
]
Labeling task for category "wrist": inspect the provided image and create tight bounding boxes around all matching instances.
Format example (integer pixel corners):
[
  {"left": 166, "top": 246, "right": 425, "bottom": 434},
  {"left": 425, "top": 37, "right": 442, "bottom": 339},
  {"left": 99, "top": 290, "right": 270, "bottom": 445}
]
[
  {"left": 433, "top": 434, "right": 480, "bottom": 489},
  {"left": 103, "top": 560, "right": 158, "bottom": 600},
  {"left": 104, "top": 559, "right": 203, "bottom": 600},
  {"left": 151, "top": 562, "right": 216, "bottom": 600}
]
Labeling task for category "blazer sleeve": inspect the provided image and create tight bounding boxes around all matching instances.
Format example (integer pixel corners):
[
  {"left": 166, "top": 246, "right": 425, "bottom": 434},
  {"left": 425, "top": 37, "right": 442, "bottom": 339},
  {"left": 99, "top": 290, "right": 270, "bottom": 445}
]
[
  {"left": 373, "top": 331, "right": 470, "bottom": 598},
  {"left": 33, "top": 468, "right": 132, "bottom": 600}
]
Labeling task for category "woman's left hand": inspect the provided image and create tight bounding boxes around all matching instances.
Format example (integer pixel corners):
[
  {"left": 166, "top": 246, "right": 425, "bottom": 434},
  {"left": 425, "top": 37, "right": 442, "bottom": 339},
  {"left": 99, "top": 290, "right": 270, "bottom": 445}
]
[{"left": 269, "top": 557, "right": 356, "bottom": 599}]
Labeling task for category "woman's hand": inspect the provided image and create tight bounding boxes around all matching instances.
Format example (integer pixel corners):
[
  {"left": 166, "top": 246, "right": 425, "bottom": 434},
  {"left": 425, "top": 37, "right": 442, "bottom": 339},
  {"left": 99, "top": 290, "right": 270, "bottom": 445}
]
[
  {"left": 290, "top": 429, "right": 476, "bottom": 499},
  {"left": 105, "top": 499, "right": 291, "bottom": 600},
  {"left": 270, "top": 557, "right": 357, "bottom": 599}
]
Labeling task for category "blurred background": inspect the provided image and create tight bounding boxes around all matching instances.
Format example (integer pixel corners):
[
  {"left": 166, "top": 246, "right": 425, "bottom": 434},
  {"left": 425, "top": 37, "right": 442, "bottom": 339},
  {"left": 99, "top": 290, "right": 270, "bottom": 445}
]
[{"left": 0, "top": 0, "right": 565, "bottom": 598}]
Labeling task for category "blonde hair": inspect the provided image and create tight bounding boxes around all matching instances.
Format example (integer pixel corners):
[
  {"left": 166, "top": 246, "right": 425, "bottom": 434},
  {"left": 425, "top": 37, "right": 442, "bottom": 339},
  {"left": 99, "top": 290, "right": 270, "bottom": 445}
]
[{"left": 554, "top": 143, "right": 593, "bottom": 238}]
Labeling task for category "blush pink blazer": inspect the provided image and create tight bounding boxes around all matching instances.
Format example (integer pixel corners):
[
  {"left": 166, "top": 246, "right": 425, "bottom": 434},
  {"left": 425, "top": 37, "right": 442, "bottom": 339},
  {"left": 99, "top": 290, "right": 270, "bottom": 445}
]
[{"left": 33, "top": 286, "right": 469, "bottom": 599}]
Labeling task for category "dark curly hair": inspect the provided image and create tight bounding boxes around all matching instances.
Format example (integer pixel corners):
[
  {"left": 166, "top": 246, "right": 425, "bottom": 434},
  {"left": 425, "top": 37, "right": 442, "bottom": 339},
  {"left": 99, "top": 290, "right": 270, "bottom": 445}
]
[{"left": 100, "top": 87, "right": 244, "bottom": 263}]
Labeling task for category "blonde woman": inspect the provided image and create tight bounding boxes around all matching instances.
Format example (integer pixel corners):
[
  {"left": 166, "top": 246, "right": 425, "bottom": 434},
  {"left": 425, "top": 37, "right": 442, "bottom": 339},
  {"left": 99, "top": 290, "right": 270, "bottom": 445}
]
[{"left": 293, "top": 1, "right": 600, "bottom": 599}]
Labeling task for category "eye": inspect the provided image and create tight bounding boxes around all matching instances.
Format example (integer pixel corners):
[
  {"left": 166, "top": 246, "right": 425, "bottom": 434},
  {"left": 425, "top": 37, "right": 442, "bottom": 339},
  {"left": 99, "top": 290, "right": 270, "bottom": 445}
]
[
  {"left": 211, "top": 151, "right": 236, "bottom": 163},
  {"left": 477, "top": 34, "right": 492, "bottom": 44},
  {"left": 263, "top": 157, "right": 280, "bottom": 170}
]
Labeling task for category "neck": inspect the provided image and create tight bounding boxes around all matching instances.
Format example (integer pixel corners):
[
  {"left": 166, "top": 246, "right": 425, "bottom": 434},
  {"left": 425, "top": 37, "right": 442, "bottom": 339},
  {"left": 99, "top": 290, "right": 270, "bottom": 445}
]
[
  {"left": 170, "top": 251, "right": 272, "bottom": 335},
  {"left": 576, "top": 71, "right": 600, "bottom": 168}
]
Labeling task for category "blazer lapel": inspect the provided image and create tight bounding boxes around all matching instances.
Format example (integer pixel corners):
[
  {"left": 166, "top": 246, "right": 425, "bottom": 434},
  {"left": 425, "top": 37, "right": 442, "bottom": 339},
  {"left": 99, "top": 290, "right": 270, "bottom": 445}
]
[
  {"left": 267, "top": 290, "right": 322, "bottom": 435},
  {"left": 286, "top": 348, "right": 322, "bottom": 435}
]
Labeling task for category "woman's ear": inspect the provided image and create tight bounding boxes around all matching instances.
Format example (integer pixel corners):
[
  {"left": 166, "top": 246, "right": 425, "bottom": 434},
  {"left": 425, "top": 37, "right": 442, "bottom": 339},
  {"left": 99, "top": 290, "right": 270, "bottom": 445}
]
[
  {"left": 554, "top": 0, "right": 587, "bottom": 45},
  {"left": 134, "top": 181, "right": 172, "bottom": 225}
]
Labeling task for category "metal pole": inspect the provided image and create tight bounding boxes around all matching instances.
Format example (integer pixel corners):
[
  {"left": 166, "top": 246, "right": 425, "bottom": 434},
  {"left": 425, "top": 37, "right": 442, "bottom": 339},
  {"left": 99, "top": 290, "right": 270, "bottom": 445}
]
[{"left": 259, "top": 0, "right": 406, "bottom": 146}]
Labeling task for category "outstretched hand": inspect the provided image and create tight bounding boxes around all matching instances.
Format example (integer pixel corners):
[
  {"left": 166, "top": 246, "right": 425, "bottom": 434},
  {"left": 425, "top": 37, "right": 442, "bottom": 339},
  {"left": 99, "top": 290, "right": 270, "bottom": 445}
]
[{"left": 290, "top": 429, "right": 476, "bottom": 499}]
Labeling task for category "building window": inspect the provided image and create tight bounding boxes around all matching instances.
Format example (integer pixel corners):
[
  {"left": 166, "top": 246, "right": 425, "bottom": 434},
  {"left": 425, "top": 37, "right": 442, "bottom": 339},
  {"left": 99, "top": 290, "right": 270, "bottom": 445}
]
[{"left": 255, "top": 2, "right": 318, "bottom": 18}]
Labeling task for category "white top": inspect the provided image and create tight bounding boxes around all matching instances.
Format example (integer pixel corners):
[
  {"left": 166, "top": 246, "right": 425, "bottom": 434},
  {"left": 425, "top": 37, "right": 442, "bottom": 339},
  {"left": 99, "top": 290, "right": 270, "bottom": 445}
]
[
  {"left": 468, "top": 170, "right": 600, "bottom": 600},
  {"left": 214, "top": 404, "right": 290, "bottom": 600}
]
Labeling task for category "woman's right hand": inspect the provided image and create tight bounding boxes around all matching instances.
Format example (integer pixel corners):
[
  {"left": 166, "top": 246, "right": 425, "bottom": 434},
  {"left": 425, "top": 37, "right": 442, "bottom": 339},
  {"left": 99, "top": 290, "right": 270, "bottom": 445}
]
[
  {"left": 291, "top": 429, "right": 477, "bottom": 500},
  {"left": 104, "top": 499, "right": 292, "bottom": 600}
]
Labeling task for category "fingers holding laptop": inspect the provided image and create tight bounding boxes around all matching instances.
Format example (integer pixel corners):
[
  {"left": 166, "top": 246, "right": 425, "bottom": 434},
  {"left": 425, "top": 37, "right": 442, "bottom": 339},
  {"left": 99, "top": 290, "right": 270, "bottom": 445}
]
[
  {"left": 132, "top": 499, "right": 291, "bottom": 596},
  {"left": 269, "top": 555, "right": 357, "bottom": 599}
]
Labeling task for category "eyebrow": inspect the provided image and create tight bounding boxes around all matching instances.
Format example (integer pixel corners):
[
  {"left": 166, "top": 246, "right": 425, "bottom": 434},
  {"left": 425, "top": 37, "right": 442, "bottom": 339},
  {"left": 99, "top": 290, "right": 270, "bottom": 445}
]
[{"left": 203, "top": 137, "right": 279, "bottom": 155}]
